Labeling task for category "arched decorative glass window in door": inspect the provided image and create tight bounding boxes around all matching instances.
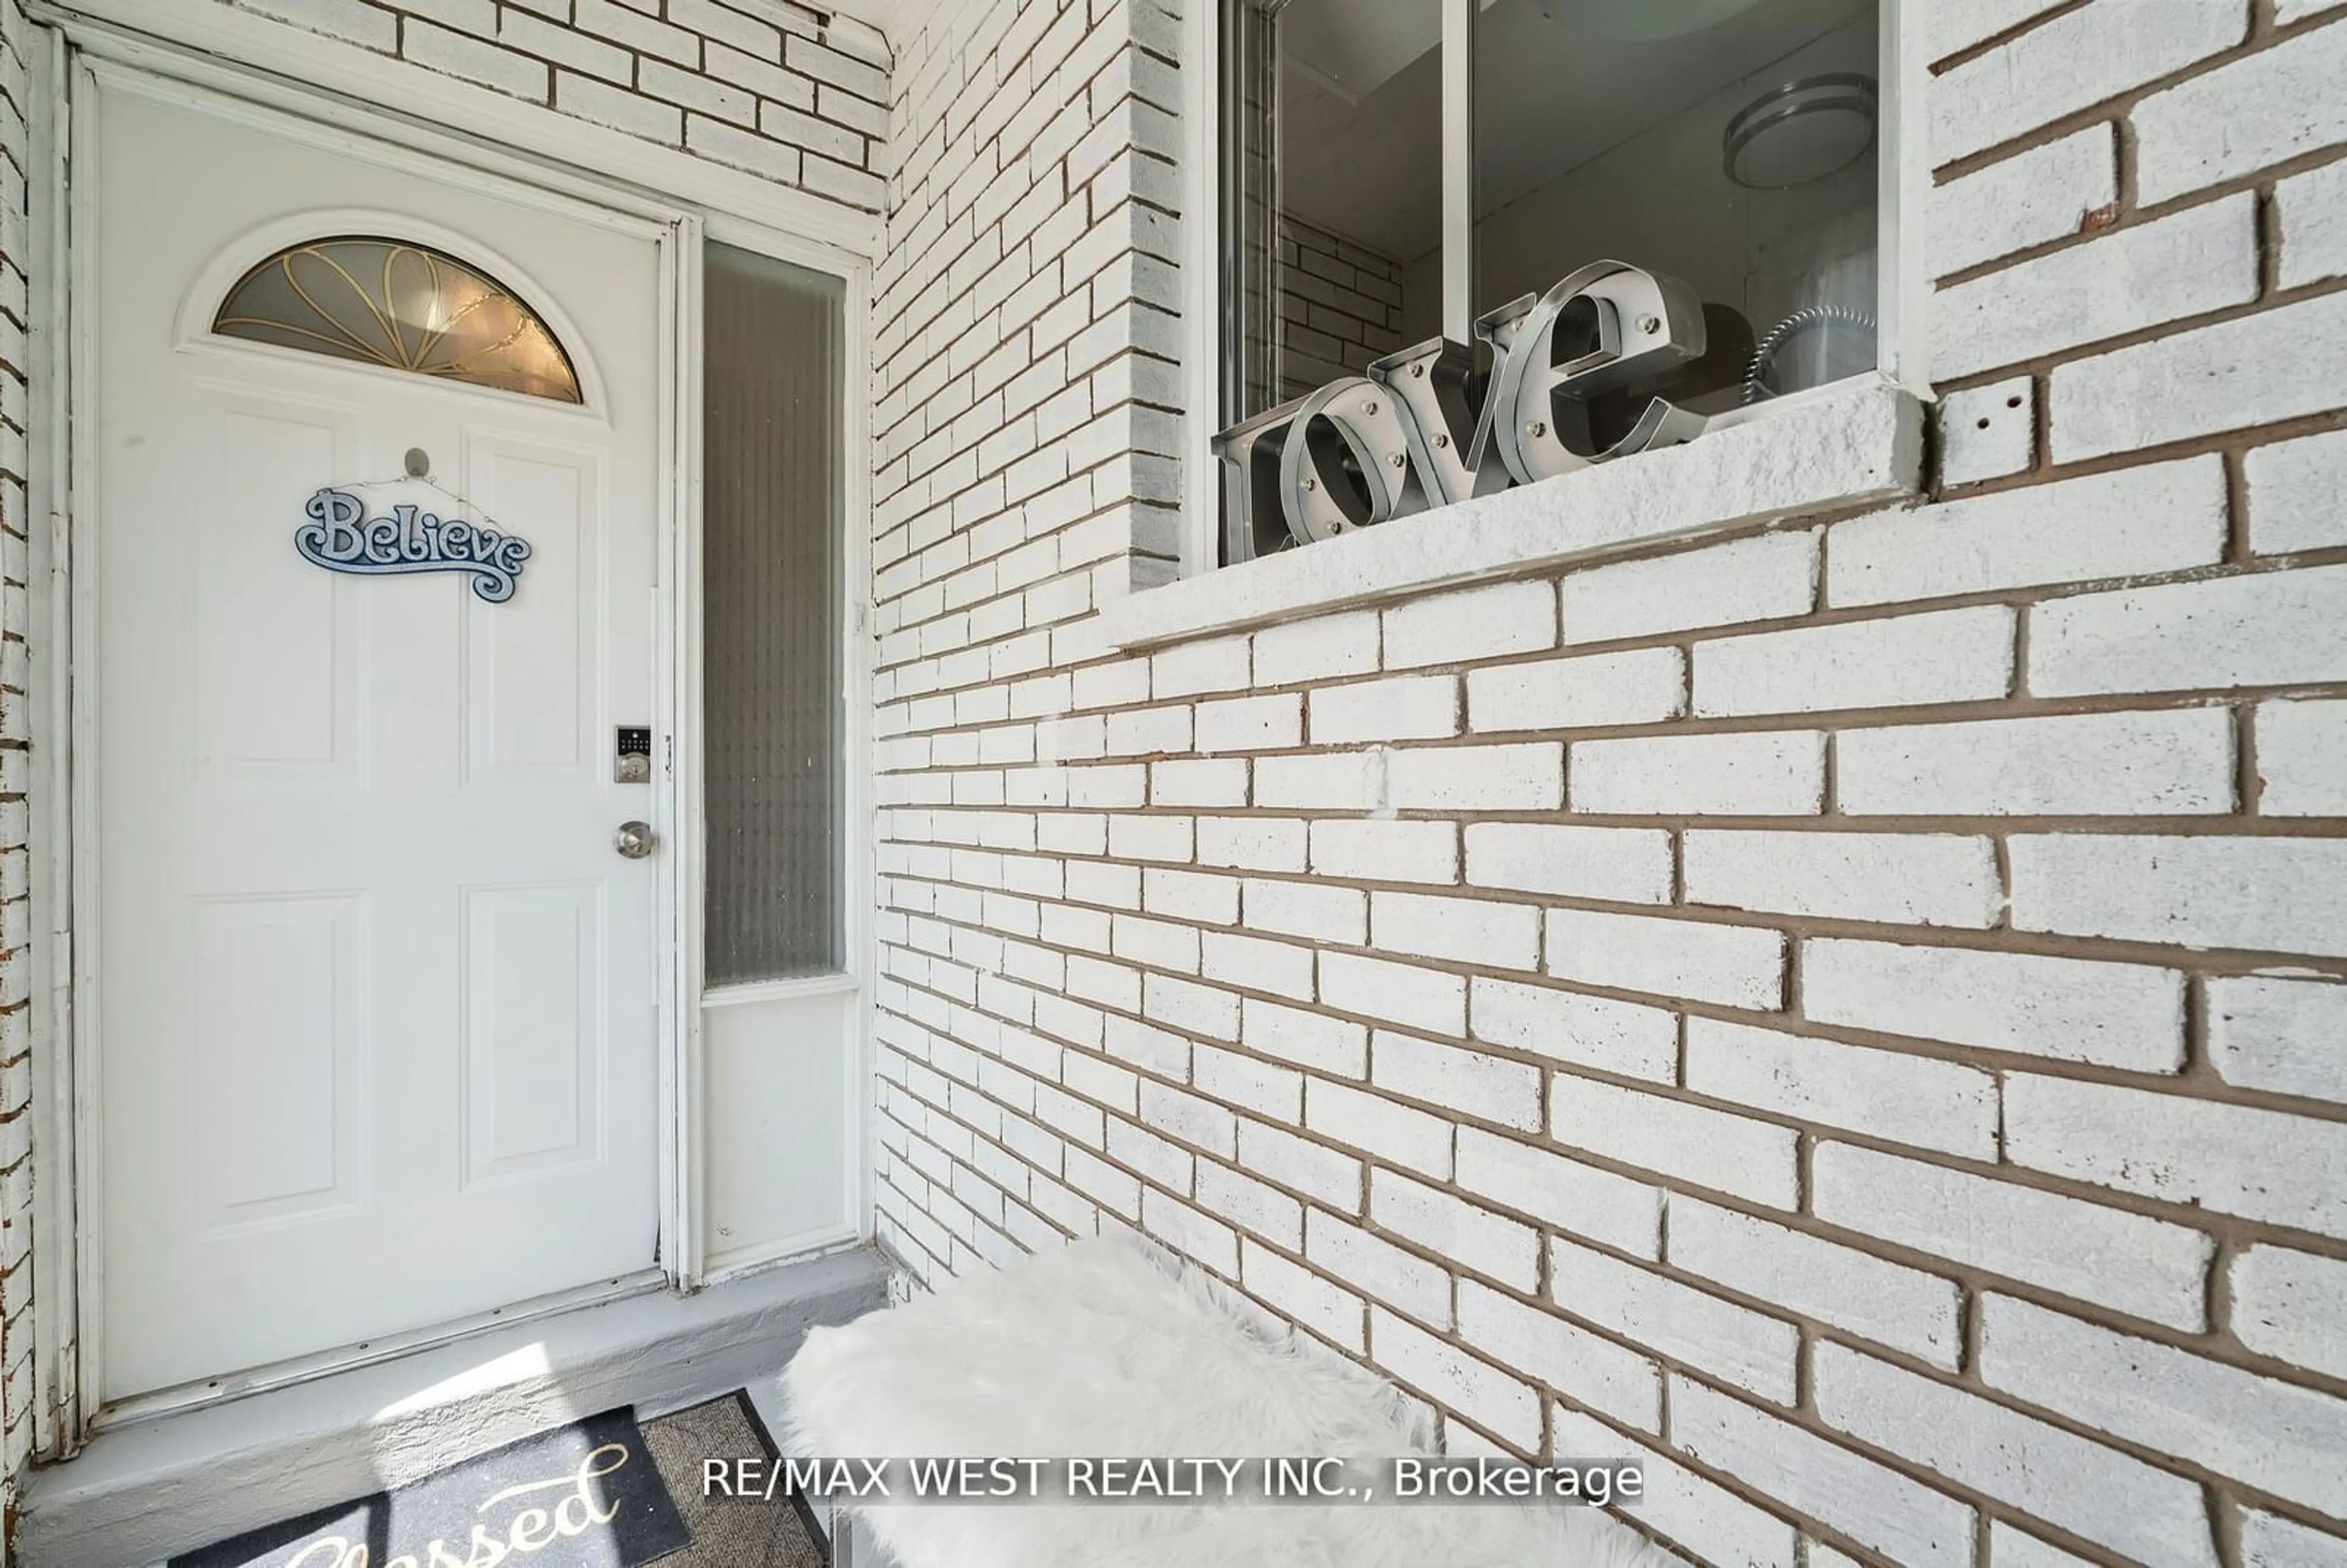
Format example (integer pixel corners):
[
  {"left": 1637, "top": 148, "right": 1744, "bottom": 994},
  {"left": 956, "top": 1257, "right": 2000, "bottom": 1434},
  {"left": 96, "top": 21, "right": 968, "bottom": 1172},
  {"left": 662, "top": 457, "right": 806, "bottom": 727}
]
[{"left": 211, "top": 236, "right": 582, "bottom": 403}]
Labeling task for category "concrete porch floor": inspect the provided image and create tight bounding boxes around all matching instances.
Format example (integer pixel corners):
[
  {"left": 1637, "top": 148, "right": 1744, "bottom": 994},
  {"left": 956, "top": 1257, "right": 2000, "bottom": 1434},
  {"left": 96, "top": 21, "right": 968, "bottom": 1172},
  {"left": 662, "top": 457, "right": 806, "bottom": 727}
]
[{"left": 18, "top": 1247, "right": 888, "bottom": 1567}]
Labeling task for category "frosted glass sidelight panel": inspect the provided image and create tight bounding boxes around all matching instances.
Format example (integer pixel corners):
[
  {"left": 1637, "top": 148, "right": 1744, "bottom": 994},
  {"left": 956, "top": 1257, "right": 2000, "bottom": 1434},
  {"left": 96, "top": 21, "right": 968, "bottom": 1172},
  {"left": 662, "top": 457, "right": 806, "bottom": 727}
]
[{"left": 703, "top": 244, "right": 846, "bottom": 985}]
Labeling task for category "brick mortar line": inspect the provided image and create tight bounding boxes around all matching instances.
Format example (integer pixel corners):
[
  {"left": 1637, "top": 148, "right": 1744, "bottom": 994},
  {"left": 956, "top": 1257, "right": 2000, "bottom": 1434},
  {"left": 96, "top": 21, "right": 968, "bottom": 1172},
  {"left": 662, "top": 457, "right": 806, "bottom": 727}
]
[{"left": 1923, "top": 0, "right": 2092, "bottom": 78}]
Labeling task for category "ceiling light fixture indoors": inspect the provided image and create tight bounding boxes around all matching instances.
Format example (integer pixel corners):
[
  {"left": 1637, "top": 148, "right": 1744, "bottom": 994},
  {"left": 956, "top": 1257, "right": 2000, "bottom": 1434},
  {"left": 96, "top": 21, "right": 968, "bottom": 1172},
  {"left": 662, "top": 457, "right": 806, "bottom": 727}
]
[{"left": 1722, "top": 71, "right": 1878, "bottom": 189}]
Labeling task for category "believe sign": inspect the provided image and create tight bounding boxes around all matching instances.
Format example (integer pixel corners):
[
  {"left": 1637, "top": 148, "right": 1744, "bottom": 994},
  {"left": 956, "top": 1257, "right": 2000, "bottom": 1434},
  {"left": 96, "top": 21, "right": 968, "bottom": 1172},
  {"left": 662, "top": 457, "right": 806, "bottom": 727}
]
[{"left": 1212, "top": 260, "right": 1711, "bottom": 562}]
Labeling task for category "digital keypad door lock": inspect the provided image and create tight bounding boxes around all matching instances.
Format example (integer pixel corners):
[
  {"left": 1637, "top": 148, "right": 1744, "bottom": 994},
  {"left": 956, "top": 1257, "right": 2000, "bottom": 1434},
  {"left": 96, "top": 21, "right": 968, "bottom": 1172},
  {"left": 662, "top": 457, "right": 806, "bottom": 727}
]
[{"left": 615, "top": 727, "right": 652, "bottom": 783}]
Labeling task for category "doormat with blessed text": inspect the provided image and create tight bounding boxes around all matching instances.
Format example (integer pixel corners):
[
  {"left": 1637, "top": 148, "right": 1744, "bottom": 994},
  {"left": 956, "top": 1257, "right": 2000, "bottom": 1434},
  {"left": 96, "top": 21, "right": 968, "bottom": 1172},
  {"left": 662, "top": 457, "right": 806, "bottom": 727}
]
[{"left": 171, "top": 1405, "right": 691, "bottom": 1568}]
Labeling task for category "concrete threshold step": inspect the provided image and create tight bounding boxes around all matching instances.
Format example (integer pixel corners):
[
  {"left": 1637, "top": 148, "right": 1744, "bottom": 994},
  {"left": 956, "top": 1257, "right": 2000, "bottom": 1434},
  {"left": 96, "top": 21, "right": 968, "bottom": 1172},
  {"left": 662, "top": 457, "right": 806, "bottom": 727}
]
[{"left": 20, "top": 1247, "right": 887, "bottom": 1568}]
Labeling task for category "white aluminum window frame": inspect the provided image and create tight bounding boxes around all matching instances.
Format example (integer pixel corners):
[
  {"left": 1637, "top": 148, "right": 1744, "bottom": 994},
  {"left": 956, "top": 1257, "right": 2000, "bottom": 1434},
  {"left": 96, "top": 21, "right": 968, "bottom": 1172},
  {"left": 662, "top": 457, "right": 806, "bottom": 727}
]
[{"left": 1179, "top": 0, "right": 1926, "bottom": 577}]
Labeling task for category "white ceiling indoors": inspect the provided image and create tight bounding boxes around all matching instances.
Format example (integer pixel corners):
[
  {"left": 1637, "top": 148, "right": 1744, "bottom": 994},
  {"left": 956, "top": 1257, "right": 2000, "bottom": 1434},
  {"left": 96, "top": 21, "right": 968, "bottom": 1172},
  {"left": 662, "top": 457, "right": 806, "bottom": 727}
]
[{"left": 1275, "top": 0, "right": 1875, "bottom": 263}]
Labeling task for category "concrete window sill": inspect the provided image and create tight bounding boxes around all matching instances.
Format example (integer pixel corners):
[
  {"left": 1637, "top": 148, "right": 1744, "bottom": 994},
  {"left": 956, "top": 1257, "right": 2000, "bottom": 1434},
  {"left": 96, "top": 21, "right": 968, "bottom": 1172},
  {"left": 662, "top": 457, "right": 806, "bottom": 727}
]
[{"left": 1089, "top": 376, "right": 1925, "bottom": 655}]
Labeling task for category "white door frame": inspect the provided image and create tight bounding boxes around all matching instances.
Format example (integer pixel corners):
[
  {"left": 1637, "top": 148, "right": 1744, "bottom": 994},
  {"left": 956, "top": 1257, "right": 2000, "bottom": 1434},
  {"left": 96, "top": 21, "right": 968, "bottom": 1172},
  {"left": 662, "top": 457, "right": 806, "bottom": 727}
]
[{"left": 24, "top": 13, "right": 878, "bottom": 1453}]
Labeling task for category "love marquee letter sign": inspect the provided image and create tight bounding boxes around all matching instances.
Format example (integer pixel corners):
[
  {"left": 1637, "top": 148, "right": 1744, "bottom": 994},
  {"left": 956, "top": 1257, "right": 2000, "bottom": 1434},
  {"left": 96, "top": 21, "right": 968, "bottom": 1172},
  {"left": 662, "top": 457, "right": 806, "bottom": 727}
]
[{"left": 1213, "top": 260, "right": 1713, "bottom": 563}]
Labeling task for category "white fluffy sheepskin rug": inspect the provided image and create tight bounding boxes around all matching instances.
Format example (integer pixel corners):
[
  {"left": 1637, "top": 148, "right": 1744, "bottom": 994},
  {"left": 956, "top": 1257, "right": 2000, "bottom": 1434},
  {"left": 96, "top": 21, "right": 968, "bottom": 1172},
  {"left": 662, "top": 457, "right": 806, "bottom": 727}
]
[{"left": 779, "top": 1237, "right": 1680, "bottom": 1568}]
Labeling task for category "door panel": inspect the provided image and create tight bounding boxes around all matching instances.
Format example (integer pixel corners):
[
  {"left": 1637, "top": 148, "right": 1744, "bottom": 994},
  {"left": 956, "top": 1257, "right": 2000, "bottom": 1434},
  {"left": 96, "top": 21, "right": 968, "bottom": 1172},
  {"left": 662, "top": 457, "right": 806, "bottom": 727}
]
[
  {"left": 461, "top": 880, "right": 605, "bottom": 1183},
  {"left": 190, "top": 893, "right": 369, "bottom": 1226},
  {"left": 196, "top": 404, "right": 362, "bottom": 779},
  {"left": 461, "top": 438, "right": 603, "bottom": 779},
  {"left": 90, "top": 78, "right": 667, "bottom": 1401}
]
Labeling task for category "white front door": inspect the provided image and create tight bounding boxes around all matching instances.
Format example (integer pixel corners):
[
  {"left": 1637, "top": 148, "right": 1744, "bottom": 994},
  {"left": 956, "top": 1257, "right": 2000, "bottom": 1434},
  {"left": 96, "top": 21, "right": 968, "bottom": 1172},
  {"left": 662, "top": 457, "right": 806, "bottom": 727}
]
[{"left": 88, "top": 76, "right": 670, "bottom": 1402}]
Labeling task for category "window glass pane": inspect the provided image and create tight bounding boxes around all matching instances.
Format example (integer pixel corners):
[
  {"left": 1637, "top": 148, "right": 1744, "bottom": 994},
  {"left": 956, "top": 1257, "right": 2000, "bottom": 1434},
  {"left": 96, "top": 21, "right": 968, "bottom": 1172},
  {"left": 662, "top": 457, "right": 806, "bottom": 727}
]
[
  {"left": 1475, "top": 0, "right": 1879, "bottom": 414},
  {"left": 1225, "top": 0, "right": 1442, "bottom": 425},
  {"left": 213, "top": 237, "right": 581, "bottom": 402},
  {"left": 702, "top": 242, "right": 846, "bottom": 986}
]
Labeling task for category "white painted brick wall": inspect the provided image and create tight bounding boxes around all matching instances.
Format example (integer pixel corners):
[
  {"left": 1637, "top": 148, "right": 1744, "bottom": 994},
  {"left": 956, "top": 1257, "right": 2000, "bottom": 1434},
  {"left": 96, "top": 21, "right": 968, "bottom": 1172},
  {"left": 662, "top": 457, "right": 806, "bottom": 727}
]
[
  {"left": 1684, "top": 1017, "right": 1998, "bottom": 1159},
  {"left": 1309, "top": 818, "right": 1458, "bottom": 884},
  {"left": 2135, "top": 15, "right": 2347, "bottom": 202},
  {"left": 848, "top": 1, "right": 2347, "bottom": 1559},
  {"left": 1368, "top": 890, "right": 1538, "bottom": 970},
  {"left": 1251, "top": 749, "right": 1379, "bottom": 811},
  {"left": 1370, "top": 1169, "right": 1536, "bottom": 1291},
  {"left": 1466, "top": 646, "right": 1686, "bottom": 731},
  {"left": 1373, "top": 1306, "right": 1543, "bottom": 1451},
  {"left": 2245, "top": 1512, "right": 2347, "bottom": 1568},
  {"left": 1693, "top": 607, "right": 2016, "bottom": 717},
  {"left": 1930, "top": 193, "right": 2258, "bottom": 379},
  {"left": 1926, "top": 0, "right": 2245, "bottom": 165},
  {"left": 1306, "top": 1210, "right": 1452, "bottom": 1327},
  {"left": 2279, "top": 155, "right": 2347, "bottom": 289},
  {"left": 1371, "top": 1032, "right": 1539, "bottom": 1132},
  {"left": 1667, "top": 1198, "right": 1963, "bottom": 1369},
  {"left": 1471, "top": 975, "right": 1675, "bottom": 1082},
  {"left": 1934, "top": 377, "right": 2036, "bottom": 486},
  {"left": 2052, "top": 290, "right": 2347, "bottom": 461},
  {"left": 1559, "top": 530, "right": 1816, "bottom": 645},
  {"left": 2247, "top": 427, "right": 2347, "bottom": 554},
  {"left": 1458, "top": 1280, "right": 1659, "bottom": 1436},
  {"left": 2206, "top": 974, "right": 2347, "bottom": 1101},
  {"left": 1, "top": 0, "right": 33, "bottom": 1508},
  {"left": 1672, "top": 1377, "right": 1977, "bottom": 1568},
  {"left": 2256, "top": 698, "right": 2347, "bottom": 815},
  {"left": 1927, "top": 123, "right": 2117, "bottom": 279},
  {"left": 1568, "top": 730, "right": 1824, "bottom": 816},
  {"left": 1381, "top": 580, "right": 1555, "bottom": 668},
  {"left": 2010, "top": 833, "right": 2347, "bottom": 955},
  {"left": 2004, "top": 1073, "right": 2347, "bottom": 1236},
  {"left": 1683, "top": 830, "right": 2004, "bottom": 928},
  {"left": 1545, "top": 907, "right": 1785, "bottom": 1009},
  {"left": 1551, "top": 1077, "right": 1799, "bottom": 1209},
  {"left": 1552, "top": 1236, "right": 1798, "bottom": 1404},
  {"left": 1810, "top": 1142, "right": 2214, "bottom": 1328},
  {"left": 1980, "top": 1293, "right": 2347, "bottom": 1517},
  {"left": 1304, "top": 1079, "right": 1453, "bottom": 1178},
  {"left": 1462, "top": 822, "right": 1671, "bottom": 904},
  {"left": 1554, "top": 1407, "right": 1797, "bottom": 1568},
  {"left": 2029, "top": 563, "right": 2347, "bottom": 697},
  {"left": 218, "top": 0, "right": 889, "bottom": 208},
  {"left": 1835, "top": 708, "right": 2236, "bottom": 816},
  {"left": 1193, "top": 692, "right": 1298, "bottom": 752},
  {"left": 1814, "top": 1343, "right": 2219, "bottom": 1567},
  {"left": 1307, "top": 675, "right": 1456, "bottom": 745},
  {"left": 1386, "top": 741, "right": 1562, "bottom": 811},
  {"left": 1803, "top": 938, "right": 2186, "bottom": 1071},
  {"left": 1254, "top": 610, "right": 1378, "bottom": 685},
  {"left": 1240, "top": 1239, "right": 1364, "bottom": 1350},
  {"left": 1321, "top": 954, "right": 1464, "bottom": 1038},
  {"left": 1826, "top": 456, "right": 2228, "bottom": 607},
  {"left": 1923, "top": 0, "right": 2065, "bottom": 67},
  {"left": 1993, "top": 1523, "right": 2102, "bottom": 1568},
  {"left": 2230, "top": 1245, "right": 2347, "bottom": 1381}
]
